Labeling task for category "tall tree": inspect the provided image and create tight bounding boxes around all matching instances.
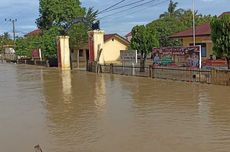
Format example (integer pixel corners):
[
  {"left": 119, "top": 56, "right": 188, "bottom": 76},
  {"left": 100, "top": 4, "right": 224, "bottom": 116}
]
[
  {"left": 36, "top": 0, "right": 98, "bottom": 57},
  {"left": 36, "top": 0, "right": 85, "bottom": 31},
  {"left": 148, "top": 8, "right": 213, "bottom": 47},
  {"left": 160, "top": 0, "right": 184, "bottom": 18},
  {"left": 131, "top": 25, "right": 159, "bottom": 71},
  {"left": 211, "top": 14, "right": 230, "bottom": 69}
]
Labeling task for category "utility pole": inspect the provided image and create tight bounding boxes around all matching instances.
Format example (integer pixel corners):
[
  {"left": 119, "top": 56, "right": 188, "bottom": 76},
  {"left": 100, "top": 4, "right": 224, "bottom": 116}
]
[
  {"left": 192, "top": 0, "right": 196, "bottom": 46},
  {"left": 5, "top": 18, "right": 17, "bottom": 48}
]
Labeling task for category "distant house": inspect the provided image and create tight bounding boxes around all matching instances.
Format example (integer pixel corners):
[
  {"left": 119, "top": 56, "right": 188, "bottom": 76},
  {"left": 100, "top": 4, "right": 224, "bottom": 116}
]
[
  {"left": 25, "top": 29, "right": 42, "bottom": 37},
  {"left": 170, "top": 23, "right": 212, "bottom": 59},
  {"left": 170, "top": 11, "right": 230, "bottom": 60},
  {"left": 125, "top": 32, "right": 132, "bottom": 42}
]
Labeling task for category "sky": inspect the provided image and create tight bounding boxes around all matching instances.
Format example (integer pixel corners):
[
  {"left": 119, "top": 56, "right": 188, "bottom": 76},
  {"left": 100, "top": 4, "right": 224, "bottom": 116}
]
[{"left": 0, "top": 0, "right": 229, "bottom": 38}]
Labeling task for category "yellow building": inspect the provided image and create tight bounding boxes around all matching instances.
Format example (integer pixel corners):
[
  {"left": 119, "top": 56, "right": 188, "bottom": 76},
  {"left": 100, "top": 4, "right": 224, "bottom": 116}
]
[
  {"left": 88, "top": 30, "right": 130, "bottom": 64},
  {"left": 170, "top": 23, "right": 213, "bottom": 60}
]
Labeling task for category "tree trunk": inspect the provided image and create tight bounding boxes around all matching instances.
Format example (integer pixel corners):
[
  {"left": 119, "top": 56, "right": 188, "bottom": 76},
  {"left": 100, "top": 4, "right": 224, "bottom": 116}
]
[{"left": 139, "top": 53, "right": 146, "bottom": 72}]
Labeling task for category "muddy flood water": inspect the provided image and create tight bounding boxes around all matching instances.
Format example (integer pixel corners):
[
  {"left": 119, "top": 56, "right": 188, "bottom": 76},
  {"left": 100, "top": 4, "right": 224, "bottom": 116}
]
[{"left": 1, "top": 63, "right": 230, "bottom": 152}]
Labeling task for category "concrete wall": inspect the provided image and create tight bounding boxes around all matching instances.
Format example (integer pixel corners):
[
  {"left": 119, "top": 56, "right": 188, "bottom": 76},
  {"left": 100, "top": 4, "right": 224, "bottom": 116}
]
[
  {"left": 182, "top": 36, "right": 213, "bottom": 59},
  {"left": 102, "top": 38, "right": 128, "bottom": 63}
]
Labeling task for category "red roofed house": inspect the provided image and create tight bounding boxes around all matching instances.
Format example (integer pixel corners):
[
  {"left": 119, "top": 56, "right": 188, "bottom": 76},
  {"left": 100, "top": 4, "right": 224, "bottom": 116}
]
[
  {"left": 125, "top": 32, "right": 132, "bottom": 42},
  {"left": 170, "top": 23, "right": 212, "bottom": 59},
  {"left": 170, "top": 12, "right": 230, "bottom": 60},
  {"left": 25, "top": 28, "right": 42, "bottom": 37}
]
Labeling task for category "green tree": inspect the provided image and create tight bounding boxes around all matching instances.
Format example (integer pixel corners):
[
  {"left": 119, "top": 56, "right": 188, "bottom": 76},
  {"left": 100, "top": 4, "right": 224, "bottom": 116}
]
[
  {"left": 160, "top": 0, "right": 184, "bottom": 18},
  {"left": 0, "top": 32, "right": 14, "bottom": 53},
  {"left": 130, "top": 25, "right": 159, "bottom": 71},
  {"left": 36, "top": 0, "right": 98, "bottom": 57},
  {"left": 147, "top": 6, "right": 213, "bottom": 47},
  {"left": 36, "top": 0, "right": 85, "bottom": 31},
  {"left": 211, "top": 14, "right": 230, "bottom": 69}
]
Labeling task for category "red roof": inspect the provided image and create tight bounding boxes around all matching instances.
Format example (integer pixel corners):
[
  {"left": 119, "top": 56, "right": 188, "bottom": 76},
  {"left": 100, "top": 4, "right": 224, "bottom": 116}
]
[
  {"left": 125, "top": 32, "right": 132, "bottom": 37},
  {"left": 104, "top": 33, "right": 129, "bottom": 44},
  {"left": 170, "top": 23, "right": 211, "bottom": 38},
  {"left": 220, "top": 11, "right": 230, "bottom": 17},
  {"left": 25, "top": 28, "right": 42, "bottom": 36}
]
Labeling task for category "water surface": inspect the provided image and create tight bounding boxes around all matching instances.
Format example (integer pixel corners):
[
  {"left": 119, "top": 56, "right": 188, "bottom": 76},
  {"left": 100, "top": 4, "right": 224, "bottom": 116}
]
[{"left": 0, "top": 63, "right": 230, "bottom": 152}]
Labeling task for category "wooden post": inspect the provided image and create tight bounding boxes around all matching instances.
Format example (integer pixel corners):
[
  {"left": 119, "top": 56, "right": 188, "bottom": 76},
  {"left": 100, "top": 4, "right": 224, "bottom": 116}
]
[{"left": 110, "top": 63, "right": 113, "bottom": 74}]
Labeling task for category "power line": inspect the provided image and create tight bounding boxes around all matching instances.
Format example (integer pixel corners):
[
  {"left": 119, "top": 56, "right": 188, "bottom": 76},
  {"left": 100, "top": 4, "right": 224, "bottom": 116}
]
[
  {"left": 99, "top": 0, "right": 157, "bottom": 19},
  {"left": 98, "top": 0, "right": 144, "bottom": 15},
  {"left": 99, "top": 0, "right": 167, "bottom": 20},
  {"left": 98, "top": 0, "right": 126, "bottom": 14}
]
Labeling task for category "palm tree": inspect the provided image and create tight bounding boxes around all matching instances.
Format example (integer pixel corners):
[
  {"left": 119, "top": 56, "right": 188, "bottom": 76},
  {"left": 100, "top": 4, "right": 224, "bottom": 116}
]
[
  {"left": 85, "top": 7, "right": 99, "bottom": 29},
  {"left": 160, "top": 0, "right": 184, "bottom": 18}
]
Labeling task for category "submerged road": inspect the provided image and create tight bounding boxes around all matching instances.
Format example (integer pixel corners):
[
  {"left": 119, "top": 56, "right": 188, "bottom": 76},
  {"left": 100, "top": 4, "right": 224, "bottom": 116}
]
[{"left": 1, "top": 63, "right": 230, "bottom": 152}]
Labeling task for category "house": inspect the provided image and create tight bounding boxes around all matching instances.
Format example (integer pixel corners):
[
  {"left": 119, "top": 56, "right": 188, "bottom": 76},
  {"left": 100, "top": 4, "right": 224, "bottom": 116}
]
[
  {"left": 25, "top": 29, "right": 42, "bottom": 37},
  {"left": 88, "top": 31, "right": 130, "bottom": 65},
  {"left": 170, "top": 23, "right": 212, "bottom": 59},
  {"left": 170, "top": 11, "right": 230, "bottom": 60},
  {"left": 125, "top": 32, "right": 132, "bottom": 42}
]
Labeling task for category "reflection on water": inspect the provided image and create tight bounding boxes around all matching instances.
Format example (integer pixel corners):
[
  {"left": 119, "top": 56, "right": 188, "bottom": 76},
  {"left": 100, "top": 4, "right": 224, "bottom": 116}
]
[{"left": 1, "top": 63, "right": 230, "bottom": 152}]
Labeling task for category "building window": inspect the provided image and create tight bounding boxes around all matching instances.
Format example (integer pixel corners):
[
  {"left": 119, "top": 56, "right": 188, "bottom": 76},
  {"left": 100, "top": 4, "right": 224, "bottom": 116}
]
[
  {"left": 79, "top": 49, "right": 84, "bottom": 57},
  {"left": 190, "top": 43, "right": 207, "bottom": 57}
]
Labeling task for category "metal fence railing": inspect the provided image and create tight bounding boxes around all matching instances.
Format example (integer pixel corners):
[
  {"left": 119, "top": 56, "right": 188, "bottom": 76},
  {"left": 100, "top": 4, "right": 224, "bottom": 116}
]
[
  {"left": 150, "top": 67, "right": 211, "bottom": 83},
  {"left": 87, "top": 63, "right": 230, "bottom": 86}
]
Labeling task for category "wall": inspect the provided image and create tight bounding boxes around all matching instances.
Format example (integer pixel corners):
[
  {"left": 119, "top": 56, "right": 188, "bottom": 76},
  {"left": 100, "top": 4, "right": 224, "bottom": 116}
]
[
  {"left": 102, "top": 37, "right": 128, "bottom": 63},
  {"left": 182, "top": 36, "right": 213, "bottom": 59}
]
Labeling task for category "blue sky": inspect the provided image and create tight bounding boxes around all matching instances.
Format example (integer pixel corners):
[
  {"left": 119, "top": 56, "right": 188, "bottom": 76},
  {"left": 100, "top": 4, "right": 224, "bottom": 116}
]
[{"left": 0, "top": 0, "right": 229, "bottom": 37}]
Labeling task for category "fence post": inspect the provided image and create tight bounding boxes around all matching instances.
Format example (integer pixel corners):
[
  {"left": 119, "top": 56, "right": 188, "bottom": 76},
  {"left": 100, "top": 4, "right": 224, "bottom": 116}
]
[
  {"left": 110, "top": 63, "right": 114, "bottom": 74},
  {"left": 132, "top": 63, "right": 135, "bottom": 76}
]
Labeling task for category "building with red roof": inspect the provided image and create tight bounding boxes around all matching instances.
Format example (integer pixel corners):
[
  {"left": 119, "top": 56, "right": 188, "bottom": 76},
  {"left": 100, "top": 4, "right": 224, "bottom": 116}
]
[
  {"left": 170, "top": 22, "right": 213, "bottom": 59},
  {"left": 170, "top": 12, "right": 230, "bottom": 60},
  {"left": 125, "top": 32, "right": 132, "bottom": 42},
  {"left": 25, "top": 28, "right": 42, "bottom": 37}
]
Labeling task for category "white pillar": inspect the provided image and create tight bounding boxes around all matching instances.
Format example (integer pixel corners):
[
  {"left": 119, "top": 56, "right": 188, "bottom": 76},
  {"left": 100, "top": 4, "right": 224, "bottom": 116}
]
[
  {"left": 88, "top": 30, "right": 105, "bottom": 64},
  {"left": 58, "top": 36, "right": 71, "bottom": 70}
]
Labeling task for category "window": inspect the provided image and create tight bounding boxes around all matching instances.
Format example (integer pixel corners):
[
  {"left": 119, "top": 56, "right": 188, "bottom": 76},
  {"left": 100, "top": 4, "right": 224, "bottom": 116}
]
[
  {"left": 79, "top": 49, "right": 84, "bottom": 57},
  {"left": 189, "top": 43, "right": 207, "bottom": 57}
]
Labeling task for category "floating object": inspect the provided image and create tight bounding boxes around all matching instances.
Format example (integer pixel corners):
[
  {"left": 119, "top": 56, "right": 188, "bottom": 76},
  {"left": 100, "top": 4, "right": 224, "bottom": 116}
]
[{"left": 34, "top": 145, "right": 43, "bottom": 152}]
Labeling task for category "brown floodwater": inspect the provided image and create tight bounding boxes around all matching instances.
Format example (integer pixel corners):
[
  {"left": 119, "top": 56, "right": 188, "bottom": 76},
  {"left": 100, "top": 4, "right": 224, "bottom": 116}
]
[{"left": 1, "top": 63, "right": 230, "bottom": 152}]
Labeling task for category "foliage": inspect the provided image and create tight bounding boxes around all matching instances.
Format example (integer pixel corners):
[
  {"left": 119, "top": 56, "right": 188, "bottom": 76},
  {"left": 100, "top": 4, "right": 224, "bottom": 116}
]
[
  {"left": 160, "top": 0, "right": 184, "bottom": 18},
  {"left": 147, "top": 0, "right": 213, "bottom": 47},
  {"left": 36, "top": 0, "right": 98, "bottom": 56},
  {"left": 0, "top": 32, "right": 14, "bottom": 53},
  {"left": 36, "top": 0, "right": 85, "bottom": 31},
  {"left": 130, "top": 25, "right": 159, "bottom": 71},
  {"left": 131, "top": 25, "right": 159, "bottom": 58},
  {"left": 211, "top": 14, "right": 230, "bottom": 68}
]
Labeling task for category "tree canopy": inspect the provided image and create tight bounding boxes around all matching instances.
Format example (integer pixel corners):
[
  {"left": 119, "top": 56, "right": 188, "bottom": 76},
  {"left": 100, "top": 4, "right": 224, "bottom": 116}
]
[
  {"left": 147, "top": 0, "right": 213, "bottom": 47},
  {"left": 211, "top": 14, "right": 230, "bottom": 68},
  {"left": 16, "top": 0, "right": 98, "bottom": 58},
  {"left": 130, "top": 25, "right": 159, "bottom": 70}
]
